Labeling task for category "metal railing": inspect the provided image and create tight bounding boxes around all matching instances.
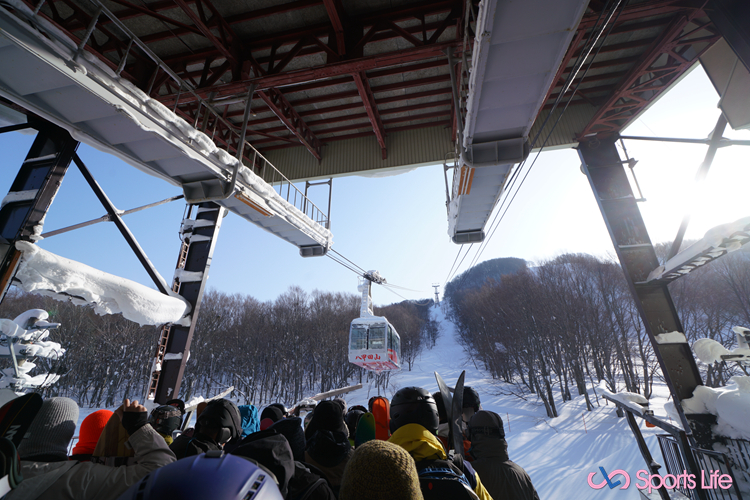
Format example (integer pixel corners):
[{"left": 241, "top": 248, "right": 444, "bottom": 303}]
[
  {"left": 22, "top": 0, "right": 329, "bottom": 231},
  {"left": 657, "top": 435, "right": 745, "bottom": 500}
]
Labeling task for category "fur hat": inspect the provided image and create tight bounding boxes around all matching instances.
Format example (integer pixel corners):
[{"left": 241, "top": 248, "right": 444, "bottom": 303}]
[
  {"left": 72, "top": 409, "right": 113, "bottom": 456},
  {"left": 18, "top": 397, "right": 79, "bottom": 461},
  {"left": 340, "top": 440, "right": 423, "bottom": 500}
]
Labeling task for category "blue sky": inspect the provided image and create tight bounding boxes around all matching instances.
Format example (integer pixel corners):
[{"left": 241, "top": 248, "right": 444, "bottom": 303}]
[{"left": 0, "top": 66, "right": 748, "bottom": 304}]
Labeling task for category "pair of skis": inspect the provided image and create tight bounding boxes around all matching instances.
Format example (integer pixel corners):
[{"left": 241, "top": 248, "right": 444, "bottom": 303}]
[{"left": 435, "top": 370, "right": 465, "bottom": 459}]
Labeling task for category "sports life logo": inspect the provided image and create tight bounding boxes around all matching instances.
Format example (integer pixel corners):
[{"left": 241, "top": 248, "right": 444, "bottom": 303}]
[
  {"left": 588, "top": 466, "right": 734, "bottom": 494},
  {"left": 588, "top": 467, "right": 630, "bottom": 489}
]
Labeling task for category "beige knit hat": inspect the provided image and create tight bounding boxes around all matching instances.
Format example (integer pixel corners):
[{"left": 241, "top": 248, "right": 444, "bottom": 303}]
[{"left": 340, "top": 439, "right": 424, "bottom": 500}]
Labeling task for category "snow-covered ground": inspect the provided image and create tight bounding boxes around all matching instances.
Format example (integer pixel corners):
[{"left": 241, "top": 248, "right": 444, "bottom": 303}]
[
  {"left": 72, "top": 304, "right": 738, "bottom": 499},
  {"left": 340, "top": 304, "right": 679, "bottom": 500}
]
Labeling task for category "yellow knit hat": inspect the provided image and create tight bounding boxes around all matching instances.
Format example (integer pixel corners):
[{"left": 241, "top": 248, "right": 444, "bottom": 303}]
[{"left": 340, "top": 439, "right": 424, "bottom": 500}]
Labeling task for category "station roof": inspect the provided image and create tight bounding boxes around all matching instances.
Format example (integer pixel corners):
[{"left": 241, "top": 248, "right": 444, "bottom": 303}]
[{"left": 2, "top": 0, "right": 721, "bottom": 180}]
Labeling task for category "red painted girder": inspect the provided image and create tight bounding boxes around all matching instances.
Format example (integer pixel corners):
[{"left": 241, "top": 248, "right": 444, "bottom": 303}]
[
  {"left": 275, "top": 99, "right": 453, "bottom": 129},
  {"left": 144, "top": 0, "right": 457, "bottom": 53},
  {"left": 220, "top": 81, "right": 452, "bottom": 125},
  {"left": 161, "top": 42, "right": 459, "bottom": 107},
  {"left": 578, "top": 1, "right": 691, "bottom": 29},
  {"left": 172, "top": 0, "right": 236, "bottom": 65},
  {"left": 290, "top": 74, "right": 451, "bottom": 107},
  {"left": 352, "top": 72, "right": 387, "bottom": 159},
  {"left": 323, "top": 0, "right": 346, "bottom": 55},
  {"left": 256, "top": 90, "right": 322, "bottom": 160},
  {"left": 61, "top": 0, "right": 322, "bottom": 31},
  {"left": 579, "top": 14, "right": 719, "bottom": 138},
  {"left": 155, "top": 1, "right": 460, "bottom": 69},
  {"left": 261, "top": 120, "right": 451, "bottom": 151},
  {"left": 253, "top": 109, "right": 451, "bottom": 145},
  {"left": 168, "top": 1, "right": 323, "bottom": 161}
]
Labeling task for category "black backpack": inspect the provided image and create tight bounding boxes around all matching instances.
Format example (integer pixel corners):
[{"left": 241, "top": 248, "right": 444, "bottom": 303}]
[{"left": 416, "top": 459, "right": 479, "bottom": 500}]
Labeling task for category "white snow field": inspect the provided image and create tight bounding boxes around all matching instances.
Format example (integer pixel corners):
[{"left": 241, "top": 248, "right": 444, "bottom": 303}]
[
  {"left": 336, "top": 304, "right": 680, "bottom": 500},
  {"left": 71, "top": 304, "right": 747, "bottom": 499}
]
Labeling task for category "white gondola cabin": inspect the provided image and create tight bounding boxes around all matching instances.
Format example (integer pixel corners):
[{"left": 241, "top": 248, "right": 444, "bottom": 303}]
[
  {"left": 348, "top": 271, "right": 401, "bottom": 372},
  {"left": 348, "top": 317, "right": 401, "bottom": 371}
]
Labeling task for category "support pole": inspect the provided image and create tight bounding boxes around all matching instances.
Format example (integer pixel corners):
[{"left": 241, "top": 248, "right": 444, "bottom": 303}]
[
  {"left": 624, "top": 411, "right": 670, "bottom": 500},
  {"left": 578, "top": 136, "right": 703, "bottom": 437},
  {"left": 73, "top": 154, "right": 171, "bottom": 296},
  {"left": 666, "top": 114, "right": 728, "bottom": 260},
  {"left": 0, "top": 123, "right": 78, "bottom": 302},
  {"left": 148, "top": 202, "right": 225, "bottom": 404}
]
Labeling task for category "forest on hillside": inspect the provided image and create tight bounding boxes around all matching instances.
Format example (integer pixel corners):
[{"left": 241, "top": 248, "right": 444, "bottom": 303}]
[
  {"left": 0, "top": 287, "right": 437, "bottom": 408},
  {"left": 447, "top": 250, "right": 750, "bottom": 418}
]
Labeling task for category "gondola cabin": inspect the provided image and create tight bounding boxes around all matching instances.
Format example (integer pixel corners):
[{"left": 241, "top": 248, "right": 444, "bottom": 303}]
[{"left": 348, "top": 317, "right": 401, "bottom": 372}]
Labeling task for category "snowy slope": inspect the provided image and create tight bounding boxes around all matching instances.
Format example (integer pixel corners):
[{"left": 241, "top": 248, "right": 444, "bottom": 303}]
[
  {"left": 341, "top": 304, "right": 676, "bottom": 500},
  {"left": 72, "top": 304, "right": 680, "bottom": 499}
]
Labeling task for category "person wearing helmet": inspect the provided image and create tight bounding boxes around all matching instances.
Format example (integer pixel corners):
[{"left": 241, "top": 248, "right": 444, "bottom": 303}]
[
  {"left": 148, "top": 405, "right": 183, "bottom": 445},
  {"left": 468, "top": 411, "right": 539, "bottom": 500},
  {"left": 117, "top": 452, "right": 283, "bottom": 500},
  {"left": 462, "top": 387, "right": 481, "bottom": 423},
  {"left": 387, "top": 387, "right": 492, "bottom": 500},
  {"left": 170, "top": 399, "right": 241, "bottom": 459}
]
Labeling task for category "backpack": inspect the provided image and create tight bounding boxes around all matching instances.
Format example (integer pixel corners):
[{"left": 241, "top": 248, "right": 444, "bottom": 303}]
[{"left": 416, "top": 459, "right": 479, "bottom": 500}]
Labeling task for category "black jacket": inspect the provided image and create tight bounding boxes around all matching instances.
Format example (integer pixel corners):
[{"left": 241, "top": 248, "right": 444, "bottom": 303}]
[
  {"left": 169, "top": 432, "right": 221, "bottom": 459},
  {"left": 470, "top": 437, "right": 540, "bottom": 500}
]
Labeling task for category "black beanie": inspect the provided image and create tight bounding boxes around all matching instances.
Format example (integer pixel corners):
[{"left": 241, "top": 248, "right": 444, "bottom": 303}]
[
  {"left": 305, "top": 400, "right": 348, "bottom": 440},
  {"left": 468, "top": 410, "right": 505, "bottom": 439},
  {"left": 261, "top": 406, "right": 284, "bottom": 423}
]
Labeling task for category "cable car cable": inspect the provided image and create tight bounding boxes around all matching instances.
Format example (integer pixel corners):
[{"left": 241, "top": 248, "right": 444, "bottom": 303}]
[
  {"left": 330, "top": 249, "right": 368, "bottom": 275},
  {"left": 459, "top": 1, "right": 624, "bottom": 276}
]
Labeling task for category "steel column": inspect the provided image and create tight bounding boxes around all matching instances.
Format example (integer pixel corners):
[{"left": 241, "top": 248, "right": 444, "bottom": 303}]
[
  {"left": 624, "top": 411, "right": 670, "bottom": 500},
  {"left": 148, "top": 202, "right": 225, "bottom": 404},
  {"left": 578, "top": 137, "right": 703, "bottom": 434},
  {"left": 666, "top": 114, "right": 727, "bottom": 260},
  {"left": 0, "top": 123, "right": 78, "bottom": 302}
]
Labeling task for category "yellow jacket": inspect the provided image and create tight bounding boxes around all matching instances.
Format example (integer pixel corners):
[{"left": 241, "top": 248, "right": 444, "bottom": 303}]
[{"left": 388, "top": 423, "right": 493, "bottom": 500}]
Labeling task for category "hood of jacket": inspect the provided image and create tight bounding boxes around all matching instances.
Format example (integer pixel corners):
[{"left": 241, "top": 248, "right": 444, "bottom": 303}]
[
  {"left": 231, "top": 433, "right": 295, "bottom": 497},
  {"left": 306, "top": 429, "right": 351, "bottom": 467},
  {"left": 470, "top": 436, "right": 509, "bottom": 461},
  {"left": 388, "top": 423, "right": 446, "bottom": 462}
]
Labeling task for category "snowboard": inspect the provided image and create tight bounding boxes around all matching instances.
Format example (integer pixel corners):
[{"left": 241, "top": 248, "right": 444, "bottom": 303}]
[
  {"left": 354, "top": 412, "right": 376, "bottom": 447},
  {"left": 0, "top": 392, "right": 43, "bottom": 447},
  {"left": 451, "top": 371, "right": 466, "bottom": 459},
  {"left": 434, "top": 372, "right": 453, "bottom": 452},
  {"left": 370, "top": 396, "right": 390, "bottom": 440}
]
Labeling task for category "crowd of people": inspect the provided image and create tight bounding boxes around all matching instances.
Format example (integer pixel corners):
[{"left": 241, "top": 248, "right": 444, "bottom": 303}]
[{"left": 1, "top": 385, "right": 539, "bottom": 499}]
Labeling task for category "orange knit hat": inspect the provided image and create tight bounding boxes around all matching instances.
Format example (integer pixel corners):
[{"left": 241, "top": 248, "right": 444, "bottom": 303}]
[{"left": 72, "top": 409, "right": 114, "bottom": 456}]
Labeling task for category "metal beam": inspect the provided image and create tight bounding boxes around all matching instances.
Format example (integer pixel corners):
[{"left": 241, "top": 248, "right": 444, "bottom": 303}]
[
  {"left": 352, "top": 72, "right": 387, "bottom": 159},
  {"left": 0, "top": 123, "right": 79, "bottom": 302},
  {"left": 256, "top": 90, "right": 323, "bottom": 160},
  {"left": 579, "top": 13, "right": 720, "bottom": 137},
  {"left": 73, "top": 154, "right": 171, "bottom": 296},
  {"left": 160, "top": 41, "right": 459, "bottom": 107},
  {"left": 149, "top": 202, "right": 225, "bottom": 404},
  {"left": 323, "top": 0, "right": 346, "bottom": 55},
  {"left": 666, "top": 114, "right": 727, "bottom": 260},
  {"left": 578, "top": 136, "right": 702, "bottom": 438}
]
